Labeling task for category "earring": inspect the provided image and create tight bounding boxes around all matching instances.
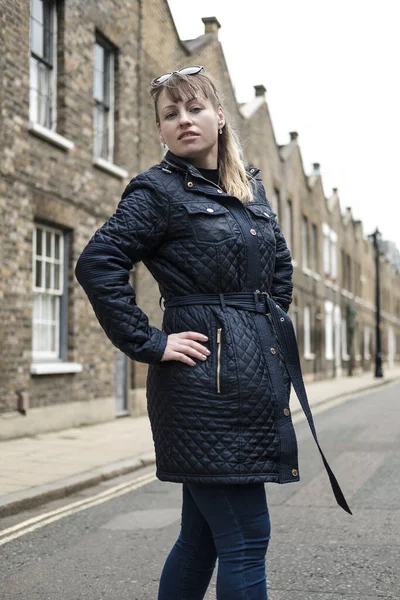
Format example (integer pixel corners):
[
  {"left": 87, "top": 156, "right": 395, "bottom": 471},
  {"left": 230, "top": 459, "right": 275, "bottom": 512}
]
[
  {"left": 219, "top": 128, "right": 223, "bottom": 135},
  {"left": 161, "top": 139, "right": 166, "bottom": 148}
]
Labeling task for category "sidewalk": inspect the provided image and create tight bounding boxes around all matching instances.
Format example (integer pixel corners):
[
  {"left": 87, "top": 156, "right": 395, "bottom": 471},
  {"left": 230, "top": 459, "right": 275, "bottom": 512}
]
[{"left": 1, "top": 366, "right": 400, "bottom": 517}]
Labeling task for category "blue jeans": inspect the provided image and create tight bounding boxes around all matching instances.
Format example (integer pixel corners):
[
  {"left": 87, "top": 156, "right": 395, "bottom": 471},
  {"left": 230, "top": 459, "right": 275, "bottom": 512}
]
[{"left": 158, "top": 482, "right": 271, "bottom": 600}]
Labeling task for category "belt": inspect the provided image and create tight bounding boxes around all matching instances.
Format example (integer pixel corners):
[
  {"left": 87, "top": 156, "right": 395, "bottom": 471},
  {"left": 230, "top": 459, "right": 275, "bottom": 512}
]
[{"left": 164, "top": 291, "right": 352, "bottom": 515}]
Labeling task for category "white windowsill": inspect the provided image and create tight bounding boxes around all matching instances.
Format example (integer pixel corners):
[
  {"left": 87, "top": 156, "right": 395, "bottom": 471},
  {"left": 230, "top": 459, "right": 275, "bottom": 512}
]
[
  {"left": 93, "top": 157, "right": 129, "bottom": 179},
  {"left": 312, "top": 272, "right": 321, "bottom": 281},
  {"left": 30, "top": 362, "right": 83, "bottom": 375},
  {"left": 29, "top": 122, "right": 75, "bottom": 151},
  {"left": 304, "top": 352, "right": 316, "bottom": 360},
  {"left": 302, "top": 266, "right": 312, "bottom": 276}
]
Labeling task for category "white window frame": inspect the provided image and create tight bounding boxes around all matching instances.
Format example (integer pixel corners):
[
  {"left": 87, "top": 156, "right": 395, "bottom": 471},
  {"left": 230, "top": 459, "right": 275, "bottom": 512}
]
[
  {"left": 93, "top": 39, "right": 116, "bottom": 163},
  {"left": 302, "top": 216, "right": 308, "bottom": 269},
  {"left": 324, "top": 300, "right": 334, "bottom": 360},
  {"left": 323, "top": 223, "right": 330, "bottom": 275},
  {"left": 330, "top": 230, "right": 338, "bottom": 279},
  {"left": 29, "top": 0, "right": 57, "bottom": 130},
  {"left": 303, "top": 306, "right": 315, "bottom": 359},
  {"left": 32, "top": 224, "right": 65, "bottom": 362}
]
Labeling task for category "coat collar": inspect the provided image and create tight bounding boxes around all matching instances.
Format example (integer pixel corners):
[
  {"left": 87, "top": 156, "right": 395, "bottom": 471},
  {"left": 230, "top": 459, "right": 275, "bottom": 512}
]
[{"left": 161, "top": 150, "right": 261, "bottom": 179}]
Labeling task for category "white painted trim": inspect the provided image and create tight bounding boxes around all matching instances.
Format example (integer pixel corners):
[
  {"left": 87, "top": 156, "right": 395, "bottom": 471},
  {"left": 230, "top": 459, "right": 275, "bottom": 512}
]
[
  {"left": 341, "top": 288, "right": 354, "bottom": 299},
  {"left": 302, "top": 267, "right": 313, "bottom": 277},
  {"left": 304, "top": 352, "right": 316, "bottom": 360},
  {"left": 29, "top": 122, "right": 75, "bottom": 150},
  {"left": 312, "top": 272, "right": 321, "bottom": 281},
  {"left": 30, "top": 362, "right": 83, "bottom": 375},
  {"left": 291, "top": 259, "right": 298, "bottom": 268},
  {"left": 93, "top": 157, "right": 129, "bottom": 179}
]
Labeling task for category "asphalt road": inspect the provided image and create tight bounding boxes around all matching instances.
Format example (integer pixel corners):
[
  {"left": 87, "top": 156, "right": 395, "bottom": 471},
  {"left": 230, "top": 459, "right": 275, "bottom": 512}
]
[{"left": 1, "top": 382, "right": 400, "bottom": 600}]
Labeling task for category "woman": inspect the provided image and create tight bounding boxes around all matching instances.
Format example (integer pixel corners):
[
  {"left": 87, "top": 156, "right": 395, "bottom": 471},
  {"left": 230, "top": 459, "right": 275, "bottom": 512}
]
[{"left": 75, "top": 66, "right": 350, "bottom": 600}]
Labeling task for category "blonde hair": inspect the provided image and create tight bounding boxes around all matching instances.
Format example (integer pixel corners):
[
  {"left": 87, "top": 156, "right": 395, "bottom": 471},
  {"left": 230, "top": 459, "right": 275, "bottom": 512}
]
[{"left": 149, "top": 69, "right": 253, "bottom": 203}]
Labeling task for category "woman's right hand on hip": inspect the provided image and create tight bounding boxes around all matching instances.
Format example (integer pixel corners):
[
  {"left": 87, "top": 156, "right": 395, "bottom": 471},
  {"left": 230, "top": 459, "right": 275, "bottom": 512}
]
[{"left": 161, "top": 332, "right": 210, "bottom": 366}]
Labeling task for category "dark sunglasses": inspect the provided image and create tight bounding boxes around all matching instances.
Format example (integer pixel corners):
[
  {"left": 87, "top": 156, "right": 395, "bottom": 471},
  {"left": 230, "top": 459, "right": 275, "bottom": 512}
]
[{"left": 151, "top": 65, "right": 204, "bottom": 87}]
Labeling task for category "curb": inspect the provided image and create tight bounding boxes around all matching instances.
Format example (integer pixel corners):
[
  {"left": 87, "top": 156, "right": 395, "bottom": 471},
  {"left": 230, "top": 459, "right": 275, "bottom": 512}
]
[
  {"left": 1, "top": 375, "right": 399, "bottom": 519},
  {"left": 0, "top": 452, "right": 156, "bottom": 519}
]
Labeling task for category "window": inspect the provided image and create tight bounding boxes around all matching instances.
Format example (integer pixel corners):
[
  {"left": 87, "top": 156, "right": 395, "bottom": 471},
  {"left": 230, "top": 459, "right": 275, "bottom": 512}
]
[
  {"left": 342, "top": 318, "right": 350, "bottom": 360},
  {"left": 287, "top": 199, "right": 294, "bottom": 255},
  {"left": 303, "top": 306, "right": 314, "bottom": 359},
  {"left": 311, "top": 223, "right": 318, "bottom": 272},
  {"left": 32, "top": 225, "right": 66, "bottom": 361},
  {"left": 330, "top": 230, "right": 337, "bottom": 279},
  {"left": 302, "top": 216, "right": 309, "bottom": 269},
  {"left": 324, "top": 301, "right": 334, "bottom": 360},
  {"left": 29, "top": 0, "right": 57, "bottom": 129},
  {"left": 323, "top": 228, "right": 330, "bottom": 274},
  {"left": 93, "top": 38, "right": 116, "bottom": 162},
  {"left": 322, "top": 223, "right": 337, "bottom": 278}
]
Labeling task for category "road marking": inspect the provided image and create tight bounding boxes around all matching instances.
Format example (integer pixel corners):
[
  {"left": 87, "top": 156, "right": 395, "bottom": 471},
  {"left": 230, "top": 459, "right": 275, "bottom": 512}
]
[{"left": 0, "top": 472, "right": 157, "bottom": 546}]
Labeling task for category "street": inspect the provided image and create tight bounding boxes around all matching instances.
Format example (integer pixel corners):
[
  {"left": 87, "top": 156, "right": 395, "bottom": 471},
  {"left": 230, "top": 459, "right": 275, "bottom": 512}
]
[{"left": 1, "top": 382, "right": 399, "bottom": 600}]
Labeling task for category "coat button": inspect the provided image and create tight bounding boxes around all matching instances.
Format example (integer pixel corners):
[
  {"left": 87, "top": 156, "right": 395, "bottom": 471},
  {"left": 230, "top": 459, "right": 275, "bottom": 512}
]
[
  {"left": 250, "top": 168, "right": 255, "bottom": 173},
  {"left": 292, "top": 469, "right": 298, "bottom": 477},
  {"left": 206, "top": 208, "right": 214, "bottom": 212},
  {"left": 280, "top": 317, "right": 285, "bottom": 322},
  {"left": 187, "top": 181, "right": 194, "bottom": 187},
  {"left": 283, "top": 408, "right": 290, "bottom": 416},
  {"left": 217, "top": 189, "right": 223, "bottom": 194},
  {"left": 270, "top": 347, "right": 276, "bottom": 355},
  {"left": 250, "top": 228, "right": 257, "bottom": 236}
]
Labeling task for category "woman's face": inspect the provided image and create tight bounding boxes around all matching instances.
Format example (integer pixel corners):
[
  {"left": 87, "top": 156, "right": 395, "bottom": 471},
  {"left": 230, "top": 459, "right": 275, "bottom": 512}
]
[{"left": 156, "top": 89, "right": 225, "bottom": 169}]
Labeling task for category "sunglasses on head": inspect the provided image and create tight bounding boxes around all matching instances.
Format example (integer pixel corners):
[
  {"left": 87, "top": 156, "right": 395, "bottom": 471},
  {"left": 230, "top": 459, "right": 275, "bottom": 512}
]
[{"left": 151, "top": 65, "right": 204, "bottom": 87}]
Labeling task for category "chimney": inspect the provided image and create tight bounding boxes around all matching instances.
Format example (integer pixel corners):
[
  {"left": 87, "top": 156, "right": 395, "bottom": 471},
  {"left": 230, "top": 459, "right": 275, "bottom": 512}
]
[
  {"left": 289, "top": 131, "right": 299, "bottom": 141},
  {"left": 254, "top": 84, "right": 266, "bottom": 98},
  {"left": 202, "top": 17, "right": 221, "bottom": 36},
  {"left": 332, "top": 187, "right": 338, "bottom": 194},
  {"left": 313, "top": 162, "right": 321, "bottom": 175}
]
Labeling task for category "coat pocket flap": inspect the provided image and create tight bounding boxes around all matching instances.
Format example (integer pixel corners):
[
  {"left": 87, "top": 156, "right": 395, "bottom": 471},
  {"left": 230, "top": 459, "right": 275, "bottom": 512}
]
[
  {"left": 182, "top": 203, "right": 230, "bottom": 216},
  {"left": 245, "top": 203, "right": 273, "bottom": 220}
]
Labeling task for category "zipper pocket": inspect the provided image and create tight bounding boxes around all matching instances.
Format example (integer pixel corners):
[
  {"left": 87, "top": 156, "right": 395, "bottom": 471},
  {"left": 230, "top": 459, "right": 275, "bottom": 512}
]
[{"left": 216, "top": 327, "right": 222, "bottom": 394}]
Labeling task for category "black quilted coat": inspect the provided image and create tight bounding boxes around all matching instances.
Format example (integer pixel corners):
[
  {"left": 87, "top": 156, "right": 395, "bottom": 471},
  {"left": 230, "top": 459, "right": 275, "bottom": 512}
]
[{"left": 75, "top": 151, "right": 351, "bottom": 512}]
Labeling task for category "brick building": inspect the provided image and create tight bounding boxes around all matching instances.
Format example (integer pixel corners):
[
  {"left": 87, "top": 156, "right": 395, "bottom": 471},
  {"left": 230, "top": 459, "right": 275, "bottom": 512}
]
[{"left": 1, "top": 0, "right": 399, "bottom": 439}]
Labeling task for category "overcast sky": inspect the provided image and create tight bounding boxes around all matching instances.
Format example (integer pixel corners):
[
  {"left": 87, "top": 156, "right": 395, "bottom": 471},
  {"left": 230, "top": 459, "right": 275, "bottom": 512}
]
[{"left": 168, "top": 0, "right": 400, "bottom": 248}]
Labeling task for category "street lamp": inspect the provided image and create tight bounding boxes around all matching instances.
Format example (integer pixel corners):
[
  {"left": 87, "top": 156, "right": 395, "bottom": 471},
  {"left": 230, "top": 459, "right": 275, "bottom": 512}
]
[{"left": 369, "top": 228, "right": 383, "bottom": 378}]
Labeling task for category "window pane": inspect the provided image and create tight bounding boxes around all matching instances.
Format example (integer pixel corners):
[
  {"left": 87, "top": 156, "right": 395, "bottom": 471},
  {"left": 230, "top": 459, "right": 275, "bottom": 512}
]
[
  {"left": 31, "top": 18, "right": 44, "bottom": 57},
  {"left": 94, "top": 104, "right": 107, "bottom": 158},
  {"left": 94, "top": 44, "right": 104, "bottom": 102},
  {"left": 45, "top": 230, "right": 52, "bottom": 257},
  {"left": 54, "top": 234, "right": 60, "bottom": 259},
  {"left": 42, "top": 1, "right": 53, "bottom": 63},
  {"left": 35, "top": 260, "right": 42, "bottom": 288},
  {"left": 37, "top": 62, "right": 51, "bottom": 128},
  {"left": 35, "top": 227, "right": 43, "bottom": 256},
  {"left": 50, "top": 323, "right": 57, "bottom": 353},
  {"left": 31, "top": 0, "right": 44, "bottom": 23},
  {"left": 54, "top": 263, "right": 60, "bottom": 291},
  {"left": 45, "top": 261, "right": 52, "bottom": 289}
]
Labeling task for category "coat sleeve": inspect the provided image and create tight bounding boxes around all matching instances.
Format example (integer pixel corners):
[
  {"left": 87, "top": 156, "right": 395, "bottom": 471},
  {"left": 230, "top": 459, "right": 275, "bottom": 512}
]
[
  {"left": 75, "top": 174, "right": 169, "bottom": 364},
  {"left": 255, "top": 179, "right": 293, "bottom": 312},
  {"left": 270, "top": 214, "right": 293, "bottom": 313}
]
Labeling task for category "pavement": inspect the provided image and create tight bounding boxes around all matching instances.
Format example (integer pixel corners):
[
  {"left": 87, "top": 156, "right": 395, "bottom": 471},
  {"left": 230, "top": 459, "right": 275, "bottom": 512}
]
[{"left": 1, "top": 365, "right": 400, "bottom": 518}]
